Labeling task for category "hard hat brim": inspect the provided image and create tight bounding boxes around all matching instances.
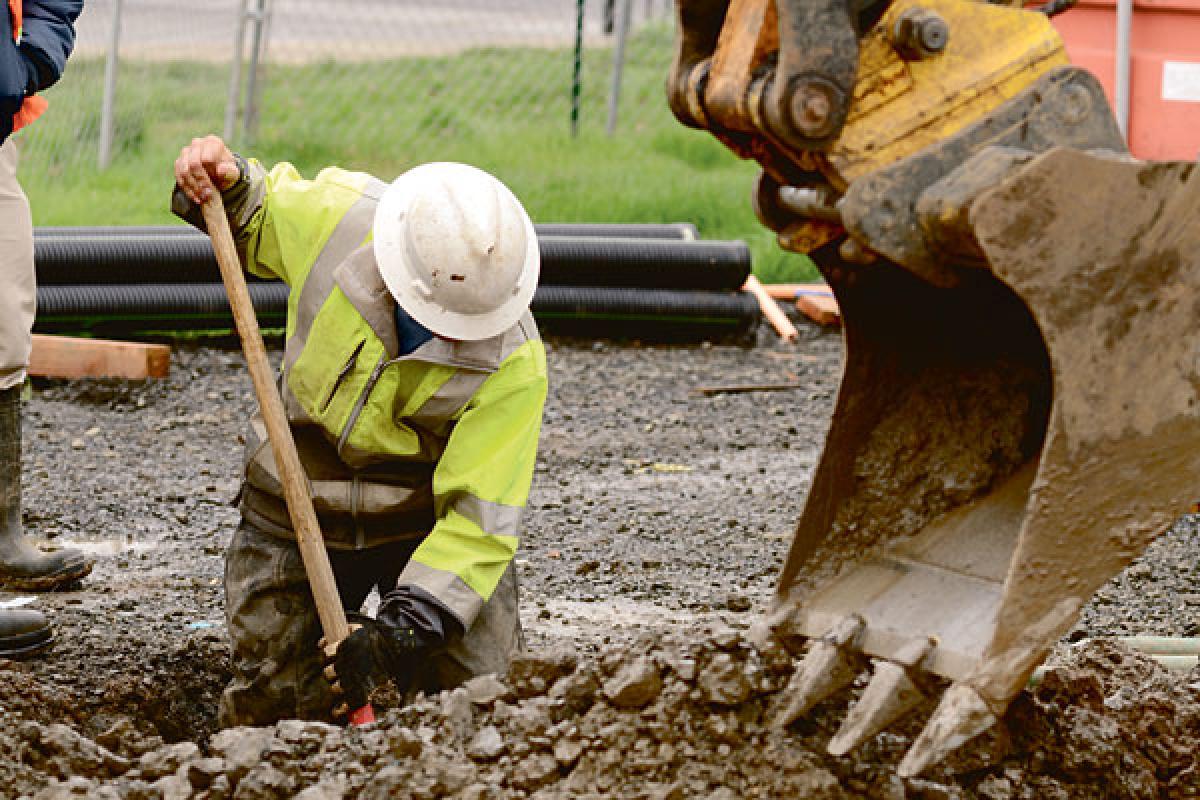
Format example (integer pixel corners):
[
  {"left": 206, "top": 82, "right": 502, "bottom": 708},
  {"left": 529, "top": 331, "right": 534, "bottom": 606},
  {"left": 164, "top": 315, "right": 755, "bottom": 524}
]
[{"left": 373, "top": 163, "right": 540, "bottom": 341}]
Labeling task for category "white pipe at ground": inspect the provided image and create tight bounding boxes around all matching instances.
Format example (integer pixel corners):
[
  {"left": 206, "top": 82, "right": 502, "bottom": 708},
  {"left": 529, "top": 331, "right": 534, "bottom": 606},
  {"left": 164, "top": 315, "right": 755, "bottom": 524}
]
[
  {"left": 1030, "top": 637, "right": 1200, "bottom": 685},
  {"left": 1116, "top": 635, "right": 1200, "bottom": 655},
  {"left": 1115, "top": 0, "right": 1133, "bottom": 140}
]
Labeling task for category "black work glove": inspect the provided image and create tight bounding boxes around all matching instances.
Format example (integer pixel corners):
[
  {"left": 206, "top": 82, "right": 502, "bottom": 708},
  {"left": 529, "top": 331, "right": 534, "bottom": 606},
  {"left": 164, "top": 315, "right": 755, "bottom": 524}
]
[{"left": 321, "top": 587, "right": 456, "bottom": 720}]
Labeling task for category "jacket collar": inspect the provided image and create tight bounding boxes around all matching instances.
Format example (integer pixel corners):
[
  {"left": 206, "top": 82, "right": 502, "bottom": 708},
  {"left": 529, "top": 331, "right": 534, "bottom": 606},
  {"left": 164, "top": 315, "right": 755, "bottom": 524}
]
[{"left": 333, "top": 246, "right": 507, "bottom": 371}]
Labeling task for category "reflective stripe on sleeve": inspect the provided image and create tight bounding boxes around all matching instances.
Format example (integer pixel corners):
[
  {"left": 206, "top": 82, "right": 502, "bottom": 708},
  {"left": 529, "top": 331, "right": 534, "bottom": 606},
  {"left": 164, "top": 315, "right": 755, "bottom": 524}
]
[
  {"left": 454, "top": 494, "right": 523, "bottom": 538},
  {"left": 398, "top": 561, "right": 486, "bottom": 629},
  {"left": 401, "top": 507, "right": 520, "bottom": 626}
]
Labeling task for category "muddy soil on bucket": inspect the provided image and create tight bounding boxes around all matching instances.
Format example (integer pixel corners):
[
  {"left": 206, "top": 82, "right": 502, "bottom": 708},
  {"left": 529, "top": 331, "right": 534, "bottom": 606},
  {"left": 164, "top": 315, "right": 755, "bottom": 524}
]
[{"left": 2, "top": 323, "right": 1198, "bottom": 798}]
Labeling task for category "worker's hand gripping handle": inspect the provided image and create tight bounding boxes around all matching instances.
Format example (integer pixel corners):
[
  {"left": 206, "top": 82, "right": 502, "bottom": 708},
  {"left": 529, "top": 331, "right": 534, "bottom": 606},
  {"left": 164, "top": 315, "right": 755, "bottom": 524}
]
[{"left": 201, "top": 194, "right": 375, "bottom": 727}]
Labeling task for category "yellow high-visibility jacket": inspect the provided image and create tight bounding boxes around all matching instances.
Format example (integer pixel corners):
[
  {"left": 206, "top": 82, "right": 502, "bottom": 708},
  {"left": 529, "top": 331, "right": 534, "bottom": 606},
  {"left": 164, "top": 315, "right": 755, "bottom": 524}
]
[{"left": 176, "top": 160, "right": 547, "bottom": 630}]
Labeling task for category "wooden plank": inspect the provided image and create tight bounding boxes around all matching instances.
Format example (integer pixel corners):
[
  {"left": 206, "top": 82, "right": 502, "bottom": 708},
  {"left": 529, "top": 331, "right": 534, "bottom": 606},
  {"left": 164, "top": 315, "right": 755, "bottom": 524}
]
[
  {"left": 762, "top": 282, "right": 836, "bottom": 300},
  {"left": 795, "top": 287, "right": 842, "bottom": 327},
  {"left": 762, "top": 283, "right": 811, "bottom": 300},
  {"left": 29, "top": 334, "right": 171, "bottom": 380}
]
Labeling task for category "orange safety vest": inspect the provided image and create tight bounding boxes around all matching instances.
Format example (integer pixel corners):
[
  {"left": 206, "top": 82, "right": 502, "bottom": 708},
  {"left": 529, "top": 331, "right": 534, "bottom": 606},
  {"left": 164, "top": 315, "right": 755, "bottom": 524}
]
[{"left": 9, "top": 0, "right": 47, "bottom": 132}]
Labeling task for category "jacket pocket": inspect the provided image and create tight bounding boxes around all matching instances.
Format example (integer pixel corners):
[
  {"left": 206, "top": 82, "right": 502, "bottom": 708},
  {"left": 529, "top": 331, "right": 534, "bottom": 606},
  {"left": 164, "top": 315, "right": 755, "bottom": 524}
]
[{"left": 320, "top": 338, "right": 366, "bottom": 414}]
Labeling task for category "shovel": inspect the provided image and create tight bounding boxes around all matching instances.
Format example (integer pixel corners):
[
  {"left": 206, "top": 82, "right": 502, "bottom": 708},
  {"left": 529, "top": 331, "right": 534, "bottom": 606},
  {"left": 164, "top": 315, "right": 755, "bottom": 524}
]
[{"left": 202, "top": 194, "right": 376, "bottom": 726}]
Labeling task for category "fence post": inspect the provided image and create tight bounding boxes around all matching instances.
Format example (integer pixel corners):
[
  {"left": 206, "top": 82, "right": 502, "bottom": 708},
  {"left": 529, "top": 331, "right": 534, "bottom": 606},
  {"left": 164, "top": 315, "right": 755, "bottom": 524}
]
[
  {"left": 605, "top": 0, "right": 632, "bottom": 136},
  {"left": 98, "top": 0, "right": 123, "bottom": 169},
  {"left": 224, "top": 0, "right": 250, "bottom": 143},
  {"left": 242, "top": 0, "right": 270, "bottom": 145},
  {"left": 572, "top": 0, "right": 585, "bottom": 137}
]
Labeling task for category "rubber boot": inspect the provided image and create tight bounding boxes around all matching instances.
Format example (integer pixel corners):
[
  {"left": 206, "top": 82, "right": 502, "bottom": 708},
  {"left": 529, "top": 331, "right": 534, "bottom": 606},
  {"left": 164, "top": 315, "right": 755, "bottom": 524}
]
[
  {"left": 0, "top": 607, "right": 52, "bottom": 658},
  {"left": 0, "top": 386, "right": 93, "bottom": 590}
]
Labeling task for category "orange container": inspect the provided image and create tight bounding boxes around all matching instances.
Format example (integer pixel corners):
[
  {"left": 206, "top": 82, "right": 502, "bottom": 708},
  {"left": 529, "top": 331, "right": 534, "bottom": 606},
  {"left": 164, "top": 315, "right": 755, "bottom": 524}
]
[{"left": 1052, "top": 0, "right": 1200, "bottom": 159}]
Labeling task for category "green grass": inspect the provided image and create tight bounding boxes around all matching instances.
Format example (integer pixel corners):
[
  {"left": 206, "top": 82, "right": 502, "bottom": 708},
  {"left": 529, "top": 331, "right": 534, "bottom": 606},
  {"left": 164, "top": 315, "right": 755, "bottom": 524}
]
[{"left": 18, "top": 26, "right": 818, "bottom": 283}]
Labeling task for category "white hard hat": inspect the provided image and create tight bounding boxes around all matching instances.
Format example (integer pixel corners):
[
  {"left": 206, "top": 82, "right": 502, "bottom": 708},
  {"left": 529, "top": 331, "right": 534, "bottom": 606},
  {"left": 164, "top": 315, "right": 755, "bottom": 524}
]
[{"left": 373, "top": 162, "right": 539, "bottom": 341}]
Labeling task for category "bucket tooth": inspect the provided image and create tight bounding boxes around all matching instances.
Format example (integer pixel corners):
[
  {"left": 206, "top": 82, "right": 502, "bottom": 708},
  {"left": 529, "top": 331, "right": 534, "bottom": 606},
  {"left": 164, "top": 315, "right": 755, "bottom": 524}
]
[
  {"left": 775, "top": 640, "right": 862, "bottom": 726},
  {"left": 775, "top": 616, "right": 866, "bottom": 727},
  {"left": 826, "top": 659, "right": 928, "bottom": 756},
  {"left": 896, "top": 683, "right": 997, "bottom": 778}
]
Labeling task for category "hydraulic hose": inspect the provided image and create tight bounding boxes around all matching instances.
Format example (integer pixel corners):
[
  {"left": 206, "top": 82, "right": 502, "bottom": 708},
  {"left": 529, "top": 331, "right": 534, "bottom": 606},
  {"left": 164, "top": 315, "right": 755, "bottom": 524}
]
[
  {"left": 35, "top": 222, "right": 700, "bottom": 240},
  {"left": 35, "top": 235, "right": 752, "bottom": 291},
  {"left": 34, "top": 283, "right": 759, "bottom": 341}
]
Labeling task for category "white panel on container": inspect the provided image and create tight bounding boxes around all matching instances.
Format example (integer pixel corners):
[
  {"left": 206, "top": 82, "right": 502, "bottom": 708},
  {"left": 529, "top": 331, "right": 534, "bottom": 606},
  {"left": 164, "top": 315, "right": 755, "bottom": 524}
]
[{"left": 1163, "top": 61, "right": 1200, "bottom": 103}]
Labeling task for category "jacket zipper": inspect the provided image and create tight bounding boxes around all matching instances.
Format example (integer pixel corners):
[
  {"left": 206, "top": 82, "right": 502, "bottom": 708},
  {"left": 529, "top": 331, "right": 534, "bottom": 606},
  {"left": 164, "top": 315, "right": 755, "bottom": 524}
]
[
  {"left": 334, "top": 348, "right": 497, "bottom": 457},
  {"left": 337, "top": 353, "right": 389, "bottom": 455}
]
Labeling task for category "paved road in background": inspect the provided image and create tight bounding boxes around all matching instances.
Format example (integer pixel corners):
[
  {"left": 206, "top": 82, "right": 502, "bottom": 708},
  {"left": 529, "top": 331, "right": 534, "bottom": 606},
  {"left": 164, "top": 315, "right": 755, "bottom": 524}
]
[{"left": 74, "top": 0, "right": 672, "bottom": 61}]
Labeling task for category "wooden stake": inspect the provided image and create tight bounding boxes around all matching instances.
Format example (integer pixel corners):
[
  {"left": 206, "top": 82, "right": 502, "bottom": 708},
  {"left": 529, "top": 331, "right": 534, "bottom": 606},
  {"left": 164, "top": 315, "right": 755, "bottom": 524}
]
[
  {"left": 743, "top": 276, "right": 798, "bottom": 342},
  {"left": 693, "top": 382, "right": 805, "bottom": 396},
  {"left": 202, "top": 194, "right": 374, "bottom": 725}
]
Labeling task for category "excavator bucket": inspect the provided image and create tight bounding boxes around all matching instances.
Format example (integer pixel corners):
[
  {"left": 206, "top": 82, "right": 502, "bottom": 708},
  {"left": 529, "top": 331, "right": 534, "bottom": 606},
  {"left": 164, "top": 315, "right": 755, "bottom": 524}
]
[
  {"left": 770, "top": 148, "right": 1200, "bottom": 775},
  {"left": 668, "top": 0, "right": 1200, "bottom": 774}
]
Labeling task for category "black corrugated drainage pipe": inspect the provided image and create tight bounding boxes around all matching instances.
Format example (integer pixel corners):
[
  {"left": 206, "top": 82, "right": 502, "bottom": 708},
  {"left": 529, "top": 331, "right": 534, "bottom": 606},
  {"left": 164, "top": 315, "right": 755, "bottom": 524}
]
[
  {"left": 35, "top": 222, "right": 700, "bottom": 240},
  {"left": 34, "top": 235, "right": 751, "bottom": 291},
  {"left": 34, "top": 284, "right": 759, "bottom": 342},
  {"left": 532, "top": 286, "right": 758, "bottom": 340}
]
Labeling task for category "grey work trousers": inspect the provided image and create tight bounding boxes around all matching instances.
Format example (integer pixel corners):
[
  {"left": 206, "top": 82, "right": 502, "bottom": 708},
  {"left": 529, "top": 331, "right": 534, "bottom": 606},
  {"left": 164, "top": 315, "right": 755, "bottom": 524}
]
[
  {"left": 220, "top": 520, "right": 524, "bottom": 728},
  {"left": 0, "top": 138, "right": 35, "bottom": 391}
]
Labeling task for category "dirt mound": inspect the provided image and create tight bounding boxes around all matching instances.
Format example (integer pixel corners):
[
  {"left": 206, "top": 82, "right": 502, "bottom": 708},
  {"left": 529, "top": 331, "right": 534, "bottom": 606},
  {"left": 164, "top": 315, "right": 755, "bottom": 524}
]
[
  {"left": 7, "top": 338, "right": 1200, "bottom": 798},
  {"left": 8, "top": 631, "right": 1198, "bottom": 799}
]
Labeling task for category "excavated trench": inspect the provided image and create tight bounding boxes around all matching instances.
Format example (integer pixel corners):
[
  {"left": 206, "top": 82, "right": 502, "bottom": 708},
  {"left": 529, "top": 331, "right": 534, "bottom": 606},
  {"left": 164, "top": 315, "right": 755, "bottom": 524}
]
[{"left": 1, "top": 324, "right": 1198, "bottom": 798}]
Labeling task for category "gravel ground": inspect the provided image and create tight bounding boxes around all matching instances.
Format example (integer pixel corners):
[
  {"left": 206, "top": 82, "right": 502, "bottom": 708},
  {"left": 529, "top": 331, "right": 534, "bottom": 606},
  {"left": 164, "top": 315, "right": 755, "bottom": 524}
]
[{"left": 0, "top": 318, "right": 1198, "bottom": 798}]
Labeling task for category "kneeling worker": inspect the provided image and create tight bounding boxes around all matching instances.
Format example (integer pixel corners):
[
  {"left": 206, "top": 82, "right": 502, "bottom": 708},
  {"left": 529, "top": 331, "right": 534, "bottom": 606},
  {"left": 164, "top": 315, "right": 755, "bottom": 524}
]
[{"left": 172, "top": 135, "right": 547, "bottom": 725}]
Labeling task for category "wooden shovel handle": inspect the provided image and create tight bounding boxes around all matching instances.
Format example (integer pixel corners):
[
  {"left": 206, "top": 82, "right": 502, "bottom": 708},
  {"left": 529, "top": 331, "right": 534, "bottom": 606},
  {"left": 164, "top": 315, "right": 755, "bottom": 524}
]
[{"left": 202, "top": 194, "right": 374, "bottom": 725}]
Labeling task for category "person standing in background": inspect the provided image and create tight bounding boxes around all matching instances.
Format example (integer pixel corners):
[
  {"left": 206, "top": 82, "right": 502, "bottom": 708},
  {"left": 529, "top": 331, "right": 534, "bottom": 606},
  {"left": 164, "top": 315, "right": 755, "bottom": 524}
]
[{"left": 0, "top": 0, "right": 93, "bottom": 657}]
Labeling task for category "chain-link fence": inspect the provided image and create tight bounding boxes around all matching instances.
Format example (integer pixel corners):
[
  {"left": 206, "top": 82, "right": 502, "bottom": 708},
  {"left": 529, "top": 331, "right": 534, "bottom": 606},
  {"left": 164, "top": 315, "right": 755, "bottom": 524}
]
[
  {"left": 15, "top": 0, "right": 817, "bottom": 281},
  {"left": 19, "top": 0, "right": 677, "bottom": 177}
]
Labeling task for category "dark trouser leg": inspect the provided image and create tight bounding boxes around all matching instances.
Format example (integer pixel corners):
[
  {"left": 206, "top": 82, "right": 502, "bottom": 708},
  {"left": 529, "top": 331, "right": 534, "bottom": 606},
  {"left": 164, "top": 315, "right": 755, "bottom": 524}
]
[
  {"left": 220, "top": 522, "right": 332, "bottom": 727},
  {"left": 221, "top": 521, "right": 429, "bottom": 726},
  {"left": 220, "top": 522, "right": 407, "bottom": 726},
  {"left": 221, "top": 521, "right": 524, "bottom": 725}
]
